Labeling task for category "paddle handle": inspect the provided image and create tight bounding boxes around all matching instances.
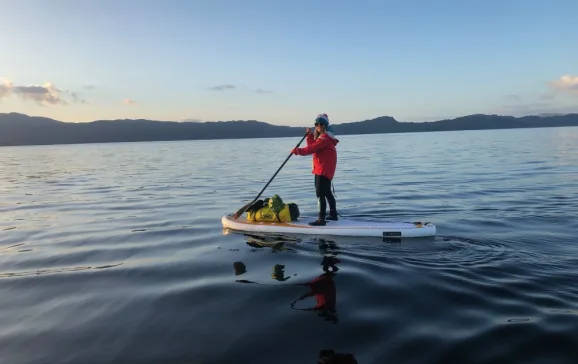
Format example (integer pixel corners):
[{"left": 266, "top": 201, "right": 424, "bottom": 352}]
[{"left": 233, "top": 132, "right": 308, "bottom": 219}]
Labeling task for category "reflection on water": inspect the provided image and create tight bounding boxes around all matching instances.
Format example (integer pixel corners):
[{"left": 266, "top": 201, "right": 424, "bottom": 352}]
[
  {"left": 317, "top": 349, "right": 359, "bottom": 364},
  {"left": 291, "top": 269, "right": 339, "bottom": 324},
  {"left": 1, "top": 129, "right": 577, "bottom": 364},
  {"left": 226, "top": 221, "right": 578, "bottom": 363},
  {"left": 0, "top": 263, "right": 123, "bottom": 278},
  {"left": 234, "top": 233, "right": 356, "bottom": 361},
  {"left": 243, "top": 233, "right": 299, "bottom": 252}
]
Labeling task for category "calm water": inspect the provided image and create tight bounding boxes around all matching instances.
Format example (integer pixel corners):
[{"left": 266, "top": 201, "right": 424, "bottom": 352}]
[{"left": 1, "top": 127, "right": 578, "bottom": 364}]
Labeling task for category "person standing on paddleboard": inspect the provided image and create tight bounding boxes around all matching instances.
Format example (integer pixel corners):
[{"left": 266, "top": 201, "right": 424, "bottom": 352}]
[{"left": 291, "top": 113, "right": 339, "bottom": 226}]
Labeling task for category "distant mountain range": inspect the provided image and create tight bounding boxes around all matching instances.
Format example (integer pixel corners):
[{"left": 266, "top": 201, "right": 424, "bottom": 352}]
[{"left": 1, "top": 112, "right": 578, "bottom": 147}]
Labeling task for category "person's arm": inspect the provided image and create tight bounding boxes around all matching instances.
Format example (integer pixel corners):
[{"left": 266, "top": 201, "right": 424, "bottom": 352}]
[
  {"left": 294, "top": 134, "right": 331, "bottom": 156},
  {"left": 305, "top": 132, "right": 315, "bottom": 146}
]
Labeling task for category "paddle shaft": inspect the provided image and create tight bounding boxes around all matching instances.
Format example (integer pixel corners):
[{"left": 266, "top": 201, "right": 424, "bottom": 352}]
[{"left": 233, "top": 132, "right": 308, "bottom": 219}]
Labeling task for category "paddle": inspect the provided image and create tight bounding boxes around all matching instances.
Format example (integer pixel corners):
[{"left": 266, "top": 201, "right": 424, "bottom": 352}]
[{"left": 232, "top": 132, "right": 308, "bottom": 219}]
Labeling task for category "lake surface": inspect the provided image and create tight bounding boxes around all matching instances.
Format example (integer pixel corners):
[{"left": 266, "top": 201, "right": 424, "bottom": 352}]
[{"left": 1, "top": 127, "right": 578, "bottom": 364}]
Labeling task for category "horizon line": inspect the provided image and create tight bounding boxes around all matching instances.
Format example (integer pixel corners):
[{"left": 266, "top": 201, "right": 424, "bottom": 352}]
[{"left": 1, "top": 111, "right": 575, "bottom": 127}]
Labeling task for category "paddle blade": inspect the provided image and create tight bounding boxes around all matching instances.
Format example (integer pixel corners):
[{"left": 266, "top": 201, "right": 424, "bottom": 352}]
[{"left": 232, "top": 200, "right": 253, "bottom": 220}]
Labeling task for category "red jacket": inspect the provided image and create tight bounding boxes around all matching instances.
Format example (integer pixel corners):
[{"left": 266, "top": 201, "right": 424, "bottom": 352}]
[
  {"left": 297, "top": 272, "right": 337, "bottom": 311},
  {"left": 294, "top": 132, "right": 339, "bottom": 180}
]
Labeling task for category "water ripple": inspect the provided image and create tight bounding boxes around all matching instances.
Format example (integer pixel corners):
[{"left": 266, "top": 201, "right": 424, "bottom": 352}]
[{"left": 1, "top": 128, "right": 578, "bottom": 364}]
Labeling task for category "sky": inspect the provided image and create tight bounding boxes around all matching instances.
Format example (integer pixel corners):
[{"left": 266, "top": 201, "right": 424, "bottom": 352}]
[{"left": 1, "top": 0, "right": 578, "bottom": 126}]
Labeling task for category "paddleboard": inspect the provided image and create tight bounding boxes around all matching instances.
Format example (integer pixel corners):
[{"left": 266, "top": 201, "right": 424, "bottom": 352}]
[{"left": 221, "top": 214, "right": 436, "bottom": 238}]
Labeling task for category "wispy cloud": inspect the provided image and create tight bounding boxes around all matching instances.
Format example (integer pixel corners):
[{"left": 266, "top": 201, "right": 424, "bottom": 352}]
[
  {"left": 505, "top": 94, "right": 520, "bottom": 101},
  {"left": 539, "top": 93, "right": 556, "bottom": 100},
  {"left": 69, "top": 91, "right": 89, "bottom": 104},
  {"left": 207, "top": 84, "right": 272, "bottom": 94},
  {"left": 255, "top": 89, "right": 273, "bottom": 94},
  {"left": 497, "top": 100, "right": 578, "bottom": 116},
  {"left": 0, "top": 79, "right": 12, "bottom": 100},
  {"left": 123, "top": 98, "right": 138, "bottom": 106},
  {"left": 549, "top": 75, "right": 578, "bottom": 96},
  {"left": 208, "top": 84, "right": 236, "bottom": 91},
  {"left": 500, "top": 101, "right": 551, "bottom": 113},
  {"left": 83, "top": 85, "right": 96, "bottom": 90}
]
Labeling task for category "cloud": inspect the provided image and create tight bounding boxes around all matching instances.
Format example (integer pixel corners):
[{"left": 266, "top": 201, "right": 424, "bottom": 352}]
[
  {"left": 12, "top": 82, "right": 67, "bottom": 105},
  {"left": 549, "top": 75, "right": 578, "bottom": 96},
  {"left": 180, "top": 118, "right": 203, "bottom": 122},
  {"left": 123, "top": 98, "right": 137, "bottom": 106},
  {"left": 495, "top": 76, "right": 578, "bottom": 116},
  {"left": 83, "top": 85, "right": 96, "bottom": 90},
  {"left": 0, "top": 79, "right": 12, "bottom": 99},
  {"left": 0, "top": 78, "right": 91, "bottom": 106},
  {"left": 206, "top": 84, "right": 272, "bottom": 94},
  {"left": 69, "top": 91, "right": 89, "bottom": 104},
  {"left": 497, "top": 101, "right": 578, "bottom": 116},
  {"left": 208, "top": 84, "right": 236, "bottom": 91},
  {"left": 255, "top": 89, "right": 273, "bottom": 94}
]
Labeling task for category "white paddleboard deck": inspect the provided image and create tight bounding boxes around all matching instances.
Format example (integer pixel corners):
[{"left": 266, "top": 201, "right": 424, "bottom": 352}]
[{"left": 222, "top": 214, "right": 436, "bottom": 238}]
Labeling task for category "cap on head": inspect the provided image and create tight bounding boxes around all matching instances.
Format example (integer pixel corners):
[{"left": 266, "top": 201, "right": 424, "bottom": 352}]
[{"left": 315, "top": 113, "right": 329, "bottom": 127}]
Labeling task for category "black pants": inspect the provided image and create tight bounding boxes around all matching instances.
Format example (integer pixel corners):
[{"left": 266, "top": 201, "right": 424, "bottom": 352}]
[{"left": 315, "top": 174, "right": 336, "bottom": 219}]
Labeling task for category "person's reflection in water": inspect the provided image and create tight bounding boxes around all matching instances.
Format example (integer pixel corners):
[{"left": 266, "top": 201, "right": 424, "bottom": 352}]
[
  {"left": 291, "top": 239, "right": 341, "bottom": 324},
  {"left": 321, "top": 255, "right": 340, "bottom": 273},
  {"left": 319, "top": 238, "right": 340, "bottom": 273},
  {"left": 233, "top": 261, "right": 246, "bottom": 276},
  {"left": 318, "top": 349, "right": 358, "bottom": 364},
  {"left": 292, "top": 271, "right": 338, "bottom": 323},
  {"left": 234, "top": 235, "right": 341, "bottom": 322},
  {"left": 318, "top": 238, "right": 339, "bottom": 256},
  {"left": 233, "top": 235, "right": 356, "bottom": 360},
  {"left": 243, "top": 233, "right": 299, "bottom": 252},
  {"left": 271, "top": 264, "right": 291, "bottom": 281}
]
